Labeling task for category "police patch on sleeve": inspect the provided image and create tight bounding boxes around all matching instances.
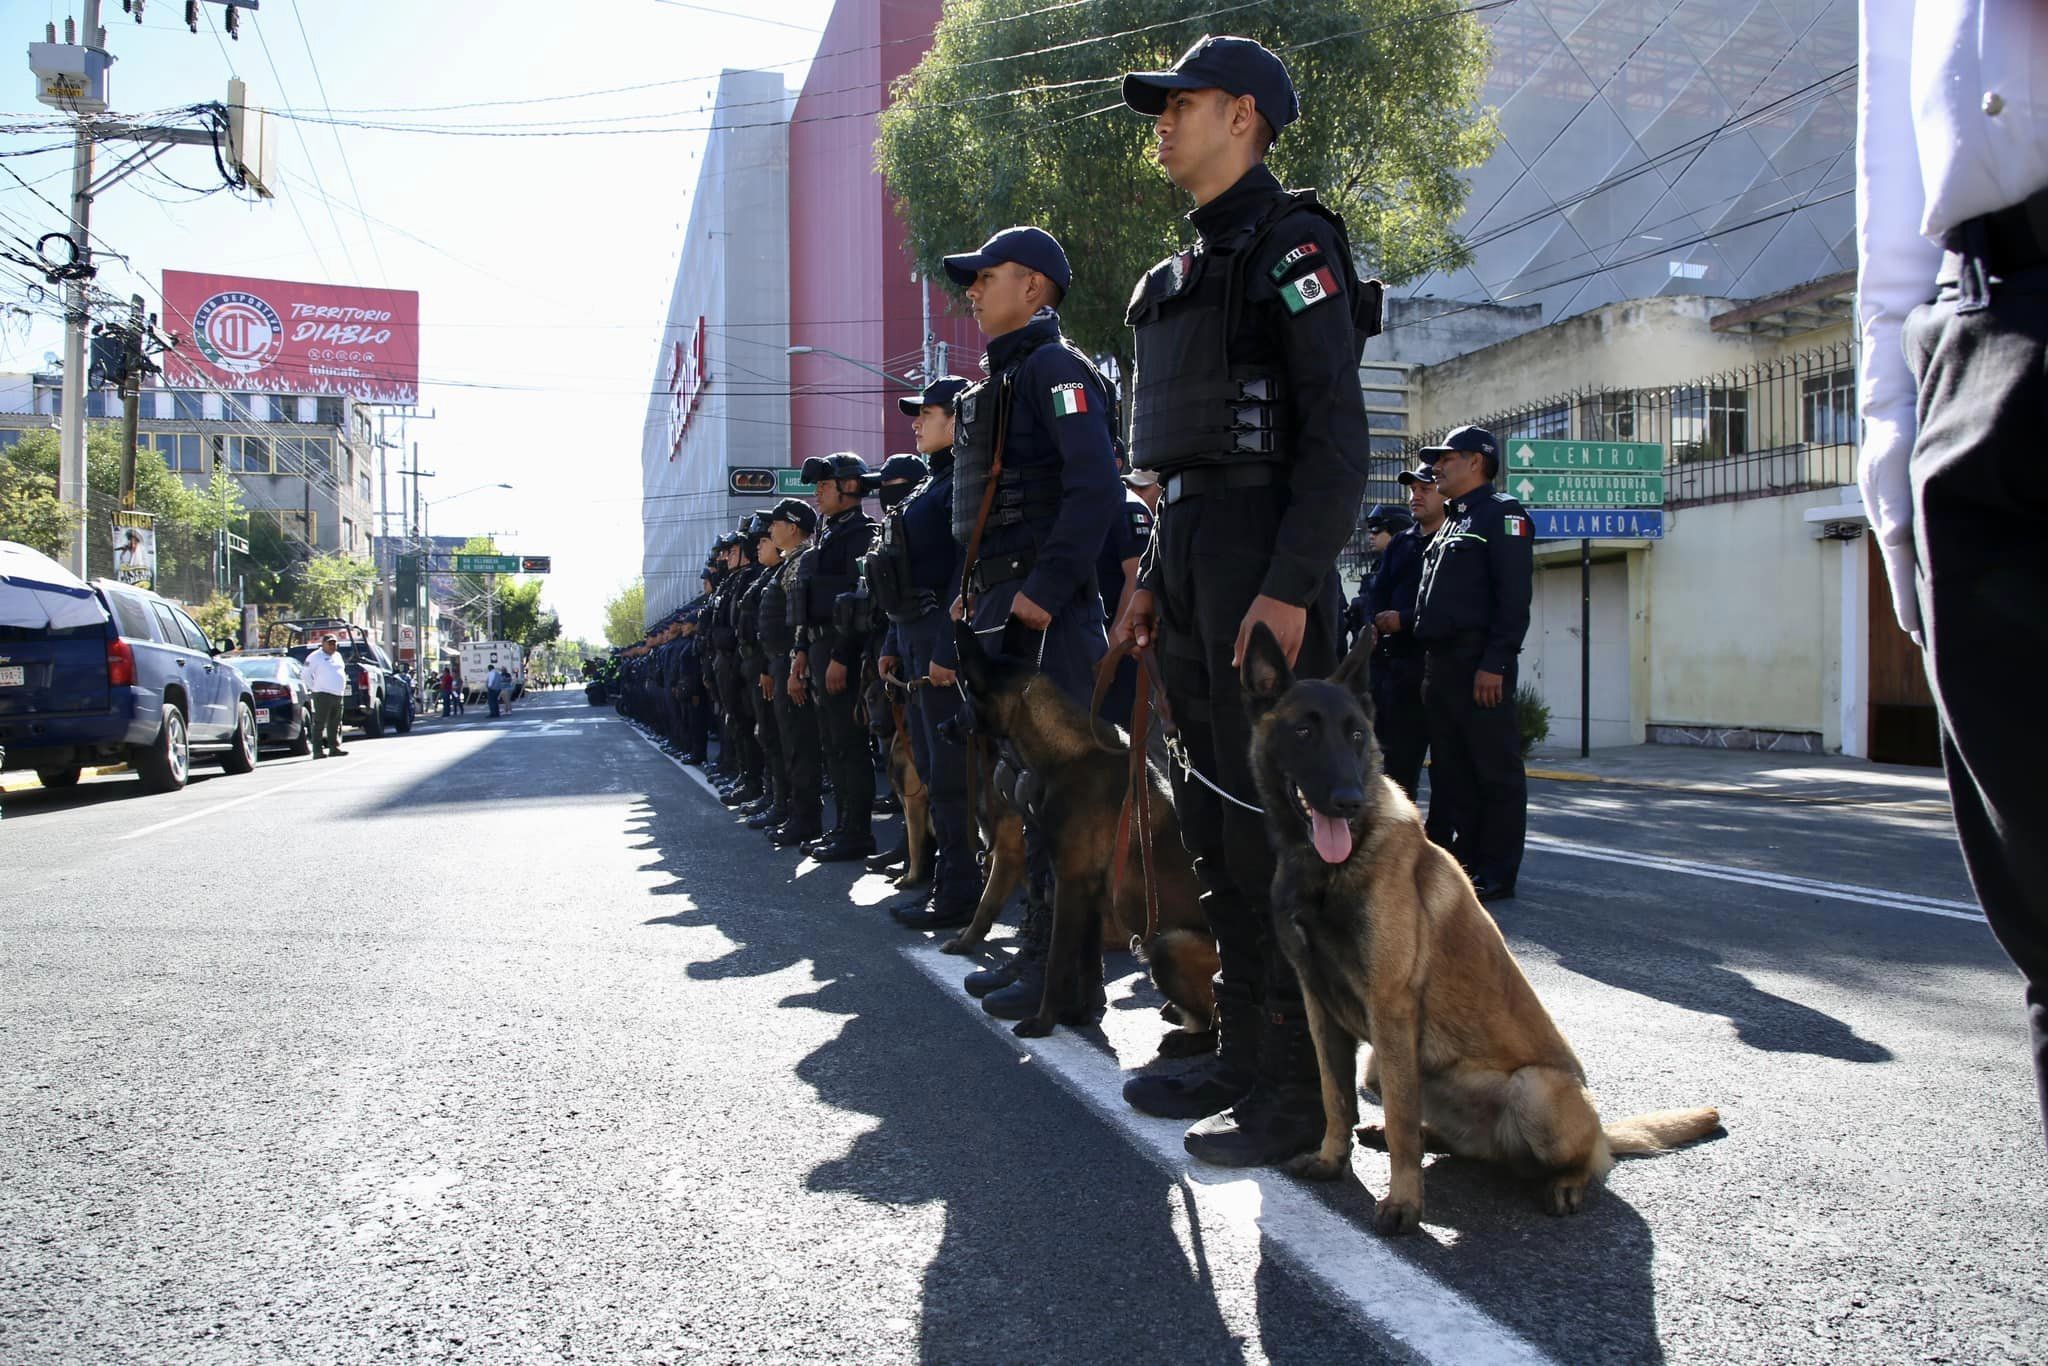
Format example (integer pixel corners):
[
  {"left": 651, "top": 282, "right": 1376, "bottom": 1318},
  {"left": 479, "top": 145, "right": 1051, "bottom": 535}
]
[
  {"left": 1502, "top": 514, "right": 1530, "bottom": 538},
  {"left": 1129, "top": 504, "right": 1153, "bottom": 537},
  {"left": 1050, "top": 382, "right": 1089, "bottom": 417},
  {"left": 1268, "top": 241, "right": 1322, "bottom": 282},
  {"left": 1279, "top": 266, "right": 1341, "bottom": 315}
]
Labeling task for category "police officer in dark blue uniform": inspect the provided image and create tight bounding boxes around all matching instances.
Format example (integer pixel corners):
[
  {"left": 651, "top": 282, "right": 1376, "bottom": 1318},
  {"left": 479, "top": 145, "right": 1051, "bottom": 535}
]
[
  {"left": 1359, "top": 501, "right": 1426, "bottom": 798},
  {"left": 1114, "top": 36, "right": 1381, "bottom": 1166},
  {"left": 794, "top": 453, "right": 880, "bottom": 862},
  {"left": 736, "top": 512, "right": 785, "bottom": 826},
  {"left": 942, "top": 226, "right": 1122, "bottom": 1026},
  {"left": 869, "top": 377, "right": 980, "bottom": 931},
  {"left": 859, "top": 451, "right": 931, "bottom": 874},
  {"left": 1410, "top": 425, "right": 1534, "bottom": 901},
  {"left": 716, "top": 520, "right": 766, "bottom": 808},
  {"left": 762, "top": 499, "right": 824, "bottom": 847}
]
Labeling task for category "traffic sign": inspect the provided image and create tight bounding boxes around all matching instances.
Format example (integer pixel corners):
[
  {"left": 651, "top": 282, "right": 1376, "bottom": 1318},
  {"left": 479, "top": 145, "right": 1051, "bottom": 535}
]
[
  {"left": 1506, "top": 472, "right": 1664, "bottom": 508},
  {"left": 1530, "top": 508, "right": 1665, "bottom": 540},
  {"left": 1506, "top": 439, "right": 1663, "bottom": 473},
  {"left": 728, "top": 467, "right": 777, "bottom": 496},
  {"left": 454, "top": 554, "right": 521, "bottom": 574},
  {"left": 776, "top": 468, "right": 810, "bottom": 496},
  {"left": 519, "top": 555, "right": 552, "bottom": 574}
]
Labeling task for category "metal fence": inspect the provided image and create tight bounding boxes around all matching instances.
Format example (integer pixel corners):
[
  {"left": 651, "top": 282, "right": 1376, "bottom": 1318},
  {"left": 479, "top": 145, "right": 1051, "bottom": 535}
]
[{"left": 1402, "top": 340, "right": 1860, "bottom": 511}]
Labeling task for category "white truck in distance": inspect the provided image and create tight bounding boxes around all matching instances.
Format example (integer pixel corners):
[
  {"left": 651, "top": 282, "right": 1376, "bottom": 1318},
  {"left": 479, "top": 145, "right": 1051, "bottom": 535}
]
[{"left": 461, "top": 641, "right": 523, "bottom": 703}]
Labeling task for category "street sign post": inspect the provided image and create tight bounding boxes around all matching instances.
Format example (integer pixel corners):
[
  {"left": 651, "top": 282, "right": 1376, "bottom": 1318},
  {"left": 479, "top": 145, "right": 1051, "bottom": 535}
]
[
  {"left": 1506, "top": 472, "right": 1665, "bottom": 507},
  {"left": 775, "top": 468, "right": 810, "bottom": 496},
  {"left": 1505, "top": 439, "right": 1663, "bottom": 472},
  {"left": 1528, "top": 508, "right": 1664, "bottom": 539},
  {"left": 454, "top": 554, "right": 520, "bottom": 574}
]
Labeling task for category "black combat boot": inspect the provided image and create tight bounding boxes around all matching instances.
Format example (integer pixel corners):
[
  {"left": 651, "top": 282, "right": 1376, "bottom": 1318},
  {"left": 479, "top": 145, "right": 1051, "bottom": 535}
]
[
  {"left": 980, "top": 878, "right": 1060, "bottom": 1021},
  {"left": 865, "top": 838, "right": 909, "bottom": 874},
  {"left": 1181, "top": 1002, "right": 1325, "bottom": 1168},
  {"left": 963, "top": 880, "right": 1042, "bottom": 997},
  {"left": 1123, "top": 979, "right": 1261, "bottom": 1120},
  {"left": 768, "top": 818, "right": 822, "bottom": 848}
]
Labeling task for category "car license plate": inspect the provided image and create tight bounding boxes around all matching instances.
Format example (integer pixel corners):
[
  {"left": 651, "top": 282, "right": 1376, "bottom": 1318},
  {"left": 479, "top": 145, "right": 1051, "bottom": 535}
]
[{"left": 0, "top": 666, "right": 23, "bottom": 687}]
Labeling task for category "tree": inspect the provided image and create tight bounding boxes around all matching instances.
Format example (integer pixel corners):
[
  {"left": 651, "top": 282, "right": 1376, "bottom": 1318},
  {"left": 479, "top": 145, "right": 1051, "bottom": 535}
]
[
  {"left": 293, "top": 552, "right": 379, "bottom": 620},
  {"left": 494, "top": 576, "right": 561, "bottom": 649},
  {"left": 603, "top": 579, "right": 646, "bottom": 648},
  {"left": 3, "top": 426, "right": 246, "bottom": 585},
  {"left": 876, "top": 0, "right": 1496, "bottom": 368},
  {"left": 186, "top": 595, "right": 245, "bottom": 648},
  {"left": 0, "top": 449, "right": 79, "bottom": 556}
]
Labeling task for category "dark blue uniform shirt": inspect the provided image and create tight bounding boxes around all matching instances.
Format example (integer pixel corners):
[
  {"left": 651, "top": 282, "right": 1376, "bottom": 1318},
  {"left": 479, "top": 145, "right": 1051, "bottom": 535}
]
[
  {"left": 881, "top": 460, "right": 962, "bottom": 665},
  {"left": 1412, "top": 482, "right": 1535, "bottom": 675},
  {"left": 1095, "top": 489, "right": 1154, "bottom": 622}
]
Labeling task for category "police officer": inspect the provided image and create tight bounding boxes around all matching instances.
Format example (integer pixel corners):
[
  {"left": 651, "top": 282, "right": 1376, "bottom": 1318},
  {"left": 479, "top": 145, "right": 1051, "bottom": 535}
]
[
  {"left": 1114, "top": 36, "right": 1380, "bottom": 1166},
  {"left": 1410, "top": 425, "right": 1533, "bottom": 902},
  {"left": 860, "top": 452, "right": 930, "bottom": 874},
  {"left": 703, "top": 535, "right": 739, "bottom": 782},
  {"left": 716, "top": 522, "right": 766, "bottom": 808},
  {"left": 737, "top": 512, "right": 786, "bottom": 826},
  {"left": 794, "top": 453, "right": 879, "bottom": 862},
  {"left": 1359, "top": 499, "right": 1426, "bottom": 799},
  {"left": 941, "top": 225, "right": 1122, "bottom": 1025},
  {"left": 763, "top": 499, "right": 825, "bottom": 848},
  {"left": 869, "top": 377, "right": 981, "bottom": 931}
]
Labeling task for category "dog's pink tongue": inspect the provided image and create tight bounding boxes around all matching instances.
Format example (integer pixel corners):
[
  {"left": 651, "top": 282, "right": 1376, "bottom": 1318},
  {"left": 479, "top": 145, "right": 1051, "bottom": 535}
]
[{"left": 1310, "top": 811, "right": 1354, "bottom": 864}]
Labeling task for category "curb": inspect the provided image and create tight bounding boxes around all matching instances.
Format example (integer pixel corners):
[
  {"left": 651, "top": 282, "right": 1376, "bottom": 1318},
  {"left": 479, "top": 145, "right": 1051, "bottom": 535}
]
[
  {"left": 1523, "top": 764, "right": 1951, "bottom": 811},
  {"left": 0, "top": 764, "right": 130, "bottom": 794}
]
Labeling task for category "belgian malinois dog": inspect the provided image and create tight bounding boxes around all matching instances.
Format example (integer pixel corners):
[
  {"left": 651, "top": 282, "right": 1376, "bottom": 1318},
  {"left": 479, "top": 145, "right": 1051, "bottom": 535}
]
[
  {"left": 883, "top": 722, "right": 935, "bottom": 889},
  {"left": 953, "top": 624, "right": 1219, "bottom": 1040},
  {"left": 1239, "top": 624, "right": 1719, "bottom": 1234}
]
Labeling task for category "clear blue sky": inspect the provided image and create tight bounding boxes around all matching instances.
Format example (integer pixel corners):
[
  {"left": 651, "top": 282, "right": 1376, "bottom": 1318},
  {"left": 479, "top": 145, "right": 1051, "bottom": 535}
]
[{"left": 2, "top": 0, "right": 840, "bottom": 639}]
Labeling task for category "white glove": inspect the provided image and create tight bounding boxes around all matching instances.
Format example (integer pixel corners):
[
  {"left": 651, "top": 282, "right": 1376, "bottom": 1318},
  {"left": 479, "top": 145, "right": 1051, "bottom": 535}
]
[{"left": 1872, "top": 527, "right": 1923, "bottom": 648}]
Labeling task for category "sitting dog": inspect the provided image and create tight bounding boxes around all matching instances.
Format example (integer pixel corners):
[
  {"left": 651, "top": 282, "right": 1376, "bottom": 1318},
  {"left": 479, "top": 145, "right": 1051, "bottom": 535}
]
[
  {"left": 953, "top": 623, "right": 1218, "bottom": 1041},
  {"left": 1239, "top": 623, "right": 1720, "bottom": 1234}
]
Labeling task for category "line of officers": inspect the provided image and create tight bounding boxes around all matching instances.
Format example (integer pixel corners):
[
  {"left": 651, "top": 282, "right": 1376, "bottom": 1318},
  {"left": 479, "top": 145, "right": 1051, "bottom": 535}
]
[{"left": 612, "top": 34, "right": 1535, "bottom": 1174}]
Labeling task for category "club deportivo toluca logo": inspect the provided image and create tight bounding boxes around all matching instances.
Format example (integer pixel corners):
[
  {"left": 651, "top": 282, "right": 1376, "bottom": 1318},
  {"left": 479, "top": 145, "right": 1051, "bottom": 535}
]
[{"left": 191, "top": 290, "right": 284, "bottom": 374}]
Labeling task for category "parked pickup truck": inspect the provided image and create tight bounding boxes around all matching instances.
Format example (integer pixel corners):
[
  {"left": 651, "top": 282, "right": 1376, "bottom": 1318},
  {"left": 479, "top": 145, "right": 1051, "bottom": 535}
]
[
  {"left": 0, "top": 549, "right": 260, "bottom": 793},
  {"left": 266, "top": 619, "right": 416, "bottom": 737}
]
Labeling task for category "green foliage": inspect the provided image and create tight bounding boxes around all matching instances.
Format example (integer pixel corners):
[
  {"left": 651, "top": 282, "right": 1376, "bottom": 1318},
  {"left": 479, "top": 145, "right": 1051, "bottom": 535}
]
[
  {"left": 603, "top": 579, "right": 646, "bottom": 648},
  {"left": 0, "top": 447, "right": 79, "bottom": 556},
  {"left": 293, "top": 552, "right": 380, "bottom": 620},
  {"left": 186, "top": 595, "right": 245, "bottom": 648},
  {"left": 876, "top": 0, "right": 1496, "bottom": 366},
  {"left": 1515, "top": 680, "right": 1550, "bottom": 757}
]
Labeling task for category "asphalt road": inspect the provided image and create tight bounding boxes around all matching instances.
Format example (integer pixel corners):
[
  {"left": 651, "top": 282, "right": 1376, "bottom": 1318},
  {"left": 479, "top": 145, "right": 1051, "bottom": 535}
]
[{"left": 2, "top": 689, "right": 2041, "bottom": 1364}]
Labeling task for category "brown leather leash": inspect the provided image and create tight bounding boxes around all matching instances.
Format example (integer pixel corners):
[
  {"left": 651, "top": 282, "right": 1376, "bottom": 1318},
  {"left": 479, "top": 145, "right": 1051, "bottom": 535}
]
[
  {"left": 1090, "top": 636, "right": 1176, "bottom": 944},
  {"left": 957, "top": 373, "right": 1013, "bottom": 827}
]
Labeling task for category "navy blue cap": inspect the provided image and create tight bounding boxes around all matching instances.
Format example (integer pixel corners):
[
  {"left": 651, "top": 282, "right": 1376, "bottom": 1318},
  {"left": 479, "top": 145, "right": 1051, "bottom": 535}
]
[
  {"left": 1396, "top": 466, "right": 1438, "bottom": 487},
  {"left": 1417, "top": 425, "right": 1499, "bottom": 462},
  {"left": 800, "top": 452, "right": 873, "bottom": 485},
  {"left": 1123, "top": 35, "right": 1300, "bottom": 137},
  {"left": 898, "top": 375, "right": 970, "bottom": 417},
  {"left": 943, "top": 226, "right": 1072, "bottom": 292},
  {"left": 769, "top": 496, "right": 818, "bottom": 535},
  {"left": 1365, "top": 504, "right": 1414, "bottom": 532},
  {"left": 875, "top": 453, "right": 929, "bottom": 484}
]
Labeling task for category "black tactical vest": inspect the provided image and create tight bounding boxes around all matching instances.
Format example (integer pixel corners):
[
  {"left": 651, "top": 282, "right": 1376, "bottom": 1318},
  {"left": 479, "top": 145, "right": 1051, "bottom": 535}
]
[
  {"left": 758, "top": 561, "right": 795, "bottom": 656},
  {"left": 1125, "top": 189, "right": 1380, "bottom": 474},
  {"left": 950, "top": 334, "right": 1107, "bottom": 547}
]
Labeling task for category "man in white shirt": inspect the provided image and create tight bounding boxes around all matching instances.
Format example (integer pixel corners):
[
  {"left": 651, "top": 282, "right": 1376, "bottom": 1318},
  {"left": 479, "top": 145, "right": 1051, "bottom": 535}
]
[
  {"left": 484, "top": 665, "right": 505, "bottom": 719},
  {"left": 300, "top": 635, "right": 350, "bottom": 759},
  {"left": 1858, "top": 0, "right": 2048, "bottom": 1144}
]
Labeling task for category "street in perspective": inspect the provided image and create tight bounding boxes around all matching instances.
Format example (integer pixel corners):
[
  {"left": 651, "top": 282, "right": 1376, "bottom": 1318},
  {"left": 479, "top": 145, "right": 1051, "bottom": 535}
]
[{"left": 3, "top": 2, "right": 2045, "bottom": 1363}]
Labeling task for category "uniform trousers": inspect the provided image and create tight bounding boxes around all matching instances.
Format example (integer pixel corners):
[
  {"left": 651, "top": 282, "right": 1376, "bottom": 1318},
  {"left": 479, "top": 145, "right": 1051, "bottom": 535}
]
[
  {"left": 772, "top": 654, "right": 823, "bottom": 832},
  {"left": 1420, "top": 640, "right": 1524, "bottom": 884},
  {"left": 809, "top": 628, "right": 871, "bottom": 836},
  {"left": 1152, "top": 485, "right": 1339, "bottom": 1004},
  {"left": 748, "top": 651, "right": 781, "bottom": 800},
  {"left": 899, "top": 607, "right": 978, "bottom": 910},
  {"left": 1904, "top": 260, "right": 2048, "bottom": 1145},
  {"left": 1374, "top": 651, "right": 1429, "bottom": 801}
]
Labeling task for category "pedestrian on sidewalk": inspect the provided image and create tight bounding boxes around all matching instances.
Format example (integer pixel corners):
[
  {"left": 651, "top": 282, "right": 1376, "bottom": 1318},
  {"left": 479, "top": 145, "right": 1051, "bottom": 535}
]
[
  {"left": 301, "top": 634, "right": 349, "bottom": 758},
  {"left": 1858, "top": 0, "right": 2048, "bottom": 1145},
  {"left": 438, "top": 666, "right": 458, "bottom": 718},
  {"left": 485, "top": 664, "right": 505, "bottom": 719}
]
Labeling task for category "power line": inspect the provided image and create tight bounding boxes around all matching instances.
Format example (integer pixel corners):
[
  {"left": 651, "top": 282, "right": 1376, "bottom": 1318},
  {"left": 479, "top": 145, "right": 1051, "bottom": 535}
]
[
  {"left": 250, "top": 16, "right": 357, "bottom": 281},
  {"left": 285, "top": 0, "right": 389, "bottom": 286}
]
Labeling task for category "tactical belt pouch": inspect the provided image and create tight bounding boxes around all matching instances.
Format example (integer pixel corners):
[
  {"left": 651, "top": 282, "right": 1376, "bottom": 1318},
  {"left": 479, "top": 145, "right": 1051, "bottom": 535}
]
[
  {"left": 965, "top": 547, "right": 1035, "bottom": 595},
  {"left": 832, "top": 589, "right": 868, "bottom": 636}
]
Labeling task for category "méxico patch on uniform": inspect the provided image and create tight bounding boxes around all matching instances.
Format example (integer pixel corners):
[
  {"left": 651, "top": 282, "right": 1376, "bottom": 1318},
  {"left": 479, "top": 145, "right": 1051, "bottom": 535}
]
[
  {"left": 1502, "top": 514, "right": 1530, "bottom": 537},
  {"left": 1268, "top": 241, "right": 1321, "bottom": 281},
  {"left": 1280, "top": 266, "right": 1341, "bottom": 314},
  {"left": 1050, "top": 382, "right": 1089, "bottom": 417}
]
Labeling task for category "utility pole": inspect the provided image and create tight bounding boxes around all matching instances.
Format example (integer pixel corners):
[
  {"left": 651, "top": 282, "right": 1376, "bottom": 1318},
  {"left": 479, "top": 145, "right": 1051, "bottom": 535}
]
[
  {"left": 55, "top": 0, "right": 103, "bottom": 578},
  {"left": 115, "top": 293, "right": 143, "bottom": 506}
]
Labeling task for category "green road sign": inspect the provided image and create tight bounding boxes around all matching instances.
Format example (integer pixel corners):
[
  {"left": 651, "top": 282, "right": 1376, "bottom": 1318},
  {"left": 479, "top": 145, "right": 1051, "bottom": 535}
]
[
  {"left": 776, "top": 468, "right": 810, "bottom": 496},
  {"left": 454, "top": 554, "right": 521, "bottom": 574},
  {"left": 1505, "top": 439, "right": 1664, "bottom": 473},
  {"left": 1505, "top": 472, "right": 1665, "bottom": 508}
]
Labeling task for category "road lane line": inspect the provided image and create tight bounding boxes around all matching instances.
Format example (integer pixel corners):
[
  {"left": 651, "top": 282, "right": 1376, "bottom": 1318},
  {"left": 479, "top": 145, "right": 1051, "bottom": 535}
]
[
  {"left": 1526, "top": 835, "right": 1984, "bottom": 921},
  {"left": 902, "top": 943, "right": 1556, "bottom": 1366},
  {"left": 118, "top": 770, "right": 328, "bottom": 841}
]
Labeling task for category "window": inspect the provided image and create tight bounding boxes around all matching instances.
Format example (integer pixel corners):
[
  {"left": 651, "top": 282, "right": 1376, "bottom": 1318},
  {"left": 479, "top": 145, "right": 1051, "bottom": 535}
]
[
  {"left": 359, "top": 474, "right": 373, "bottom": 503},
  {"left": 0, "top": 428, "right": 23, "bottom": 450},
  {"left": 304, "top": 436, "right": 333, "bottom": 478},
  {"left": 1502, "top": 401, "right": 1570, "bottom": 440},
  {"left": 1670, "top": 386, "right": 1749, "bottom": 462},
  {"left": 106, "top": 589, "right": 153, "bottom": 640},
  {"left": 173, "top": 390, "right": 204, "bottom": 422},
  {"left": 315, "top": 396, "right": 344, "bottom": 427},
  {"left": 170, "top": 605, "right": 213, "bottom": 653},
  {"left": 148, "top": 601, "right": 184, "bottom": 646},
  {"left": 253, "top": 508, "right": 318, "bottom": 544},
  {"left": 1368, "top": 435, "right": 1410, "bottom": 456},
  {"left": 1802, "top": 370, "right": 1856, "bottom": 445},
  {"left": 343, "top": 516, "right": 357, "bottom": 551},
  {"left": 1366, "top": 410, "right": 1407, "bottom": 432},
  {"left": 234, "top": 436, "right": 271, "bottom": 474},
  {"left": 154, "top": 433, "right": 204, "bottom": 473},
  {"left": 1579, "top": 392, "right": 1637, "bottom": 441}
]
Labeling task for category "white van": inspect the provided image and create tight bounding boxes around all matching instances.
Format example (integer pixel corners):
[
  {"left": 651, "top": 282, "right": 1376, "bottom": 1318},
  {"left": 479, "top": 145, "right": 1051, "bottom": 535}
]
[{"left": 460, "top": 641, "right": 523, "bottom": 702}]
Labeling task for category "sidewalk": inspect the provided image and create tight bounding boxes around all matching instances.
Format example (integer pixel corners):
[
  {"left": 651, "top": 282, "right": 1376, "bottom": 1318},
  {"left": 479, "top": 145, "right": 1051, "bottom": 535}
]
[{"left": 1523, "top": 742, "right": 1950, "bottom": 810}]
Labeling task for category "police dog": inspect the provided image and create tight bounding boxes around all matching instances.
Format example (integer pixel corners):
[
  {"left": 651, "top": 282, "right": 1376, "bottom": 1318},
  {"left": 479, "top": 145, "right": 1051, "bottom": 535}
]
[
  {"left": 952, "top": 624, "right": 1219, "bottom": 1041},
  {"left": 884, "top": 721, "right": 935, "bottom": 890},
  {"left": 1239, "top": 623, "right": 1719, "bottom": 1234}
]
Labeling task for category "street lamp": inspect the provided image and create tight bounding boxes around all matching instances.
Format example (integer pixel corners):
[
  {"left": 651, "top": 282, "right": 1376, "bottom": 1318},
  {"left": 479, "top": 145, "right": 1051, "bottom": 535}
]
[{"left": 786, "top": 344, "right": 918, "bottom": 389}]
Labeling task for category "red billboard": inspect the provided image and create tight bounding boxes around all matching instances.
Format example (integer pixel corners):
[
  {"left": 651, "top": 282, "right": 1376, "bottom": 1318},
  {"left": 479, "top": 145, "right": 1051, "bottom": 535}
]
[{"left": 160, "top": 270, "right": 420, "bottom": 403}]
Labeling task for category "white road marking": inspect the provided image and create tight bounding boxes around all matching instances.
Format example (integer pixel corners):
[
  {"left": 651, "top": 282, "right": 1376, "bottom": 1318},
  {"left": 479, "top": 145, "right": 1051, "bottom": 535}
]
[
  {"left": 902, "top": 942, "right": 1556, "bottom": 1366},
  {"left": 1526, "top": 835, "right": 1984, "bottom": 921},
  {"left": 624, "top": 719, "right": 720, "bottom": 799},
  {"left": 118, "top": 770, "right": 329, "bottom": 841}
]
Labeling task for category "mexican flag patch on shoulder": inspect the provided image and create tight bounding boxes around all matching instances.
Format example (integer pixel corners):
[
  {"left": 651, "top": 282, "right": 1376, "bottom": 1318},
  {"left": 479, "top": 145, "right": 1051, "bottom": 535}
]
[
  {"left": 1502, "top": 514, "right": 1530, "bottom": 537},
  {"left": 1269, "top": 241, "right": 1321, "bottom": 281},
  {"left": 1280, "top": 266, "right": 1340, "bottom": 314},
  {"left": 1051, "top": 382, "right": 1089, "bottom": 417}
]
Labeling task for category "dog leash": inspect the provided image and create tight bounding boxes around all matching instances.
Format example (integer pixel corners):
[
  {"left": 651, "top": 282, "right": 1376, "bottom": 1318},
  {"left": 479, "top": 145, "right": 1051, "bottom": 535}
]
[{"left": 1090, "top": 637, "right": 1170, "bottom": 943}]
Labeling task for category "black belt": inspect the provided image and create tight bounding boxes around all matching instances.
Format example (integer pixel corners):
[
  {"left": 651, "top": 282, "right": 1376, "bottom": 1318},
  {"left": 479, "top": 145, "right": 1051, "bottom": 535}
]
[
  {"left": 1943, "top": 186, "right": 2048, "bottom": 274},
  {"left": 965, "top": 549, "right": 1034, "bottom": 594},
  {"left": 1160, "top": 463, "right": 1282, "bottom": 507}
]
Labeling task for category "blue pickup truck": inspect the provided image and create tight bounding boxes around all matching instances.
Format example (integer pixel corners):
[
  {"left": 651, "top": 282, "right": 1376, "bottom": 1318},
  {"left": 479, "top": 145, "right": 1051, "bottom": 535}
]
[{"left": 0, "top": 558, "right": 260, "bottom": 793}]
